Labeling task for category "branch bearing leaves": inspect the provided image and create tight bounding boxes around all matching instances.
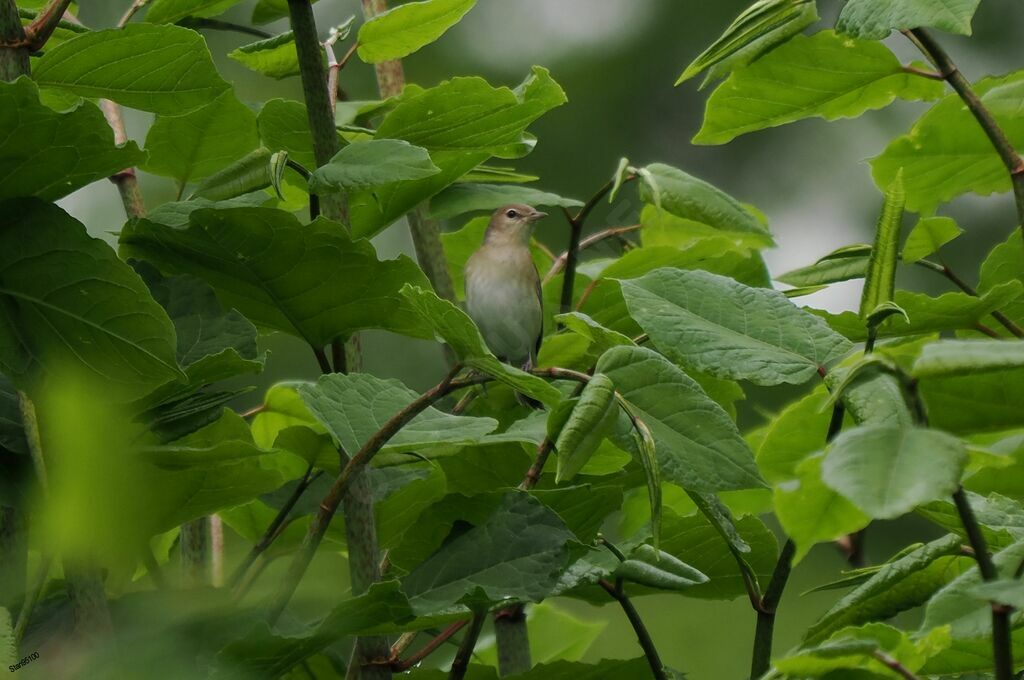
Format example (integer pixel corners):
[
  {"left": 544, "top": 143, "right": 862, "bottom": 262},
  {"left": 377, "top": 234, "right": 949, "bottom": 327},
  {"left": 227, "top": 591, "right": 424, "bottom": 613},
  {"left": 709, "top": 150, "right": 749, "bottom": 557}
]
[
  {"left": 307, "top": 139, "right": 440, "bottom": 193},
  {"left": 775, "top": 454, "right": 869, "bottom": 564},
  {"left": 430, "top": 183, "right": 583, "bottom": 220},
  {"left": 257, "top": 98, "right": 325, "bottom": 169},
  {"left": 144, "top": 89, "right": 259, "bottom": 189},
  {"left": 902, "top": 216, "right": 963, "bottom": 264},
  {"left": 357, "top": 0, "right": 476, "bottom": 63},
  {"left": 144, "top": 0, "right": 244, "bottom": 24},
  {"left": 399, "top": 285, "right": 562, "bottom": 406},
  {"left": 33, "top": 24, "right": 229, "bottom": 115},
  {"left": 636, "top": 164, "right": 775, "bottom": 247},
  {"left": 349, "top": 66, "right": 567, "bottom": 238},
  {"left": 620, "top": 268, "right": 852, "bottom": 385},
  {"left": 676, "top": 0, "right": 819, "bottom": 87},
  {"left": 921, "top": 631, "right": 1024, "bottom": 677},
  {"left": 918, "top": 492, "right": 1024, "bottom": 550},
  {"left": 979, "top": 231, "right": 1024, "bottom": 336},
  {"left": 296, "top": 372, "right": 498, "bottom": 457},
  {"left": 860, "top": 170, "right": 905, "bottom": 319},
  {"left": 228, "top": 31, "right": 301, "bottom": 80},
  {"left": 401, "top": 491, "right": 574, "bottom": 615},
  {"left": 923, "top": 537, "right": 1024, "bottom": 637},
  {"left": 120, "top": 207, "right": 432, "bottom": 347},
  {"left": 914, "top": 339, "right": 1024, "bottom": 378},
  {"left": 554, "top": 373, "right": 617, "bottom": 484},
  {"left": 595, "top": 345, "right": 766, "bottom": 493},
  {"left": 837, "top": 0, "right": 981, "bottom": 40},
  {"left": 822, "top": 425, "right": 968, "bottom": 519},
  {"left": 0, "top": 78, "right": 146, "bottom": 202},
  {"left": 872, "top": 71, "right": 1024, "bottom": 214},
  {"left": 0, "top": 199, "right": 182, "bottom": 398},
  {"left": 694, "top": 31, "right": 944, "bottom": 145},
  {"left": 804, "top": 534, "right": 968, "bottom": 644}
]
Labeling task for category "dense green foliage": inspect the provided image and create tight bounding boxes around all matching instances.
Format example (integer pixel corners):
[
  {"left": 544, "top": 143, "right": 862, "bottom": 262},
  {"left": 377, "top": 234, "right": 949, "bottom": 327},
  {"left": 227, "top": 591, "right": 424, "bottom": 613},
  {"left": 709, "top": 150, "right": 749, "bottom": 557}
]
[{"left": 2, "top": 0, "right": 1024, "bottom": 679}]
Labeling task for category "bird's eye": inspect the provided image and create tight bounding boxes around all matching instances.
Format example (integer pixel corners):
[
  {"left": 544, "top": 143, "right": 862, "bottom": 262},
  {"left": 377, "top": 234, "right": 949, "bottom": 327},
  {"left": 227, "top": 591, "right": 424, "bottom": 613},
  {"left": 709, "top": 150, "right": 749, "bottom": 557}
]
[{"left": 505, "top": 209, "right": 517, "bottom": 218}]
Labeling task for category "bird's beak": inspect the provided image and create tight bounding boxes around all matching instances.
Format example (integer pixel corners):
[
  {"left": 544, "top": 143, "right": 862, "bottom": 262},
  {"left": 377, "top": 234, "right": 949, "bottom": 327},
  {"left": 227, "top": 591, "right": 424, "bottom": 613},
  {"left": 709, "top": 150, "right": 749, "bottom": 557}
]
[{"left": 529, "top": 210, "right": 548, "bottom": 221}]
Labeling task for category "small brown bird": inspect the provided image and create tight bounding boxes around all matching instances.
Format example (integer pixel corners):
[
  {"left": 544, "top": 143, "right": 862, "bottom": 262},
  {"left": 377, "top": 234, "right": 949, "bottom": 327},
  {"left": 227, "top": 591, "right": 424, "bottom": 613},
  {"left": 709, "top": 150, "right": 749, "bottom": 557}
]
[{"left": 465, "top": 204, "right": 548, "bottom": 376}]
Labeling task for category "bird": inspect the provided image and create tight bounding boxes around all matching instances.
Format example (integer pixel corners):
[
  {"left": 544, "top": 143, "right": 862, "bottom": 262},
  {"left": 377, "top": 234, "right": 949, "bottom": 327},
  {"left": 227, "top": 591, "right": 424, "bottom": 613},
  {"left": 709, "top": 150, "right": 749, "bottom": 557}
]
[{"left": 465, "top": 204, "right": 548, "bottom": 404}]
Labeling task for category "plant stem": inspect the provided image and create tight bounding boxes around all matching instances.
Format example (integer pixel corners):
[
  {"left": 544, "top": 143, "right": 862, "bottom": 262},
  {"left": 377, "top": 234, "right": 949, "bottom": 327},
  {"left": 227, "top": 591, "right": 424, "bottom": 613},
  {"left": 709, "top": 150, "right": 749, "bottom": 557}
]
[
  {"left": 915, "top": 258, "right": 1024, "bottom": 338},
  {"left": 0, "top": 0, "right": 29, "bottom": 80},
  {"left": 392, "top": 621, "right": 469, "bottom": 671},
  {"left": 449, "top": 610, "right": 487, "bottom": 680},
  {"left": 180, "top": 517, "right": 212, "bottom": 587},
  {"left": 543, "top": 224, "right": 641, "bottom": 284},
  {"left": 905, "top": 28, "right": 1024, "bottom": 265},
  {"left": 494, "top": 606, "right": 532, "bottom": 677},
  {"left": 21, "top": 0, "right": 72, "bottom": 51},
  {"left": 598, "top": 579, "right": 668, "bottom": 680},
  {"left": 558, "top": 180, "right": 623, "bottom": 314},
  {"left": 100, "top": 99, "right": 147, "bottom": 219},
  {"left": 361, "top": 0, "right": 459, "bottom": 325},
  {"left": 750, "top": 539, "right": 796, "bottom": 679},
  {"left": 287, "top": 0, "right": 346, "bottom": 224},
  {"left": 519, "top": 438, "right": 554, "bottom": 491},
  {"left": 872, "top": 651, "right": 923, "bottom": 680},
  {"left": 118, "top": 0, "right": 151, "bottom": 26},
  {"left": 177, "top": 17, "right": 272, "bottom": 39}
]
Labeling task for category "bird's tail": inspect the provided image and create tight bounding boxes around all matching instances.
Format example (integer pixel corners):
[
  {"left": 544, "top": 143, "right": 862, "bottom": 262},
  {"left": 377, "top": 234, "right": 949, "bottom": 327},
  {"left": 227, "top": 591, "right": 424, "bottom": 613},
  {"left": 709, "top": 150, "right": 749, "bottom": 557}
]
[{"left": 516, "top": 358, "right": 544, "bottom": 410}]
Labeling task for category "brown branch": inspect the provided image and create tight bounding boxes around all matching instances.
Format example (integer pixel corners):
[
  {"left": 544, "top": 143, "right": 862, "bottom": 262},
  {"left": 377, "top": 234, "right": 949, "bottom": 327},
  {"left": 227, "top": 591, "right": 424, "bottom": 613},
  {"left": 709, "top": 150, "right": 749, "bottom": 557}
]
[
  {"left": 100, "top": 99, "right": 146, "bottom": 218},
  {"left": 391, "top": 621, "right": 469, "bottom": 671},
  {"left": 915, "top": 258, "right": 1024, "bottom": 338},
  {"left": 543, "top": 224, "right": 641, "bottom": 284},
  {"left": 118, "top": 0, "right": 151, "bottom": 27},
  {"left": 872, "top": 651, "right": 923, "bottom": 680},
  {"left": 22, "top": 0, "right": 73, "bottom": 51},
  {"left": 901, "top": 64, "right": 944, "bottom": 81}
]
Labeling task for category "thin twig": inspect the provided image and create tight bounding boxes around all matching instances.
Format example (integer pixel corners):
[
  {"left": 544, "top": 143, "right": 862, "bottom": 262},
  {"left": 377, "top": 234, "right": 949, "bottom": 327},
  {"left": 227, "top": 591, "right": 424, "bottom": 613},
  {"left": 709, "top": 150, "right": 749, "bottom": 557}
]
[
  {"left": 598, "top": 579, "right": 668, "bottom": 680},
  {"left": 872, "top": 651, "right": 923, "bottom": 680},
  {"left": 118, "top": 0, "right": 150, "bottom": 28},
  {"left": 901, "top": 64, "right": 944, "bottom": 81},
  {"left": 21, "top": 0, "right": 72, "bottom": 50},
  {"left": 449, "top": 611, "right": 487, "bottom": 680},
  {"left": 543, "top": 224, "right": 641, "bottom": 284},
  {"left": 391, "top": 621, "right": 469, "bottom": 672},
  {"left": 312, "top": 346, "right": 332, "bottom": 373},
  {"left": 904, "top": 28, "right": 1024, "bottom": 266},
  {"left": 100, "top": 99, "right": 146, "bottom": 219},
  {"left": 177, "top": 17, "right": 272, "bottom": 38},
  {"left": 915, "top": 258, "right": 1024, "bottom": 338}
]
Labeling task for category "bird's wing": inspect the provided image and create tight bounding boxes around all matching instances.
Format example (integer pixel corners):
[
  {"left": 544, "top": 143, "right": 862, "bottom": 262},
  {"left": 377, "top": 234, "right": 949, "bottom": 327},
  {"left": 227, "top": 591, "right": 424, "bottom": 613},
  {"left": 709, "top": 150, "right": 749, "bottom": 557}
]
[{"left": 533, "top": 263, "right": 543, "bottom": 362}]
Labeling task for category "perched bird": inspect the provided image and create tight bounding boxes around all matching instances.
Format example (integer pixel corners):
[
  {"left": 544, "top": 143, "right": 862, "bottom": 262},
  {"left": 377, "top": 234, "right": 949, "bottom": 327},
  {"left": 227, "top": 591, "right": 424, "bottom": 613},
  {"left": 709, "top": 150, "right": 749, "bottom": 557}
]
[{"left": 465, "top": 204, "right": 548, "bottom": 397}]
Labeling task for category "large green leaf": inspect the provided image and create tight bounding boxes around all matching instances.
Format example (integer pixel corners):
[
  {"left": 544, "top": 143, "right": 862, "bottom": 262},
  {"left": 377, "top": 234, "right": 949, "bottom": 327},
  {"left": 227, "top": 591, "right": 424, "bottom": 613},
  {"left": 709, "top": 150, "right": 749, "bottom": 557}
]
[
  {"left": 804, "top": 534, "right": 969, "bottom": 643},
  {"left": 0, "top": 200, "right": 182, "bottom": 398},
  {"left": 595, "top": 346, "right": 766, "bottom": 493},
  {"left": 0, "top": 78, "right": 146, "bottom": 202},
  {"left": 822, "top": 425, "right": 967, "bottom": 519},
  {"left": 401, "top": 491, "right": 574, "bottom": 614},
  {"left": 872, "top": 71, "right": 1024, "bottom": 214},
  {"left": 553, "top": 374, "right": 618, "bottom": 483},
  {"left": 399, "top": 285, "right": 562, "bottom": 406},
  {"left": 227, "top": 31, "right": 300, "bottom": 80},
  {"left": 620, "top": 268, "right": 852, "bottom": 385},
  {"left": 120, "top": 207, "right": 431, "bottom": 346},
  {"left": 430, "top": 183, "right": 582, "bottom": 220},
  {"left": 349, "top": 67, "right": 567, "bottom": 238},
  {"left": 902, "top": 216, "right": 963, "bottom": 264},
  {"left": 756, "top": 385, "right": 834, "bottom": 482},
  {"left": 636, "top": 164, "right": 774, "bottom": 247},
  {"left": 257, "top": 98, "right": 322, "bottom": 169},
  {"left": 860, "top": 170, "right": 904, "bottom": 319},
  {"left": 296, "top": 372, "right": 498, "bottom": 457},
  {"left": 979, "top": 231, "right": 1024, "bottom": 336},
  {"left": 837, "top": 0, "right": 981, "bottom": 39},
  {"left": 307, "top": 139, "right": 439, "bottom": 193},
  {"left": 33, "top": 24, "right": 229, "bottom": 115},
  {"left": 357, "top": 0, "right": 476, "bottom": 63},
  {"left": 775, "top": 454, "right": 869, "bottom": 563},
  {"left": 143, "top": 89, "right": 259, "bottom": 188},
  {"left": 918, "top": 492, "right": 1024, "bottom": 550},
  {"left": 914, "top": 339, "right": 1024, "bottom": 378},
  {"left": 776, "top": 623, "right": 950, "bottom": 678},
  {"left": 694, "top": 31, "right": 944, "bottom": 145},
  {"left": 145, "top": 0, "right": 243, "bottom": 23},
  {"left": 676, "top": 0, "right": 819, "bottom": 86}
]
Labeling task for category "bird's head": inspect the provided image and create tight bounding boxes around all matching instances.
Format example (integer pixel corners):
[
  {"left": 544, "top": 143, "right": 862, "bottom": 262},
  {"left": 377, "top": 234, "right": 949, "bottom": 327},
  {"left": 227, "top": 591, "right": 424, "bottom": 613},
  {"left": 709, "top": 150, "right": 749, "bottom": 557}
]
[{"left": 484, "top": 204, "right": 547, "bottom": 246}]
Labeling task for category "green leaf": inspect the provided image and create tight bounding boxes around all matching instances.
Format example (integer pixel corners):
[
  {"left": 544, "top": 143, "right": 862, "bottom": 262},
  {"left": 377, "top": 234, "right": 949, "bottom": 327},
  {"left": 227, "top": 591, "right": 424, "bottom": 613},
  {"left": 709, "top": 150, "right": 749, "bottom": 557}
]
[
  {"left": 554, "top": 374, "right": 617, "bottom": 483},
  {"left": 430, "top": 183, "right": 582, "bottom": 220},
  {"left": 918, "top": 492, "right": 1024, "bottom": 549},
  {"left": 0, "top": 200, "right": 182, "bottom": 398},
  {"left": 595, "top": 345, "right": 766, "bottom": 492},
  {"left": 228, "top": 31, "right": 300, "bottom": 80},
  {"left": 257, "top": 98, "right": 324, "bottom": 169},
  {"left": 979, "top": 231, "right": 1024, "bottom": 336},
  {"left": 777, "top": 623, "right": 950, "bottom": 677},
  {"left": 822, "top": 425, "right": 968, "bottom": 519},
  {"left": 923, "top": 537, "right": 1024, "bottom": 637},
  {"left": 620, "top": 268, "right": 852, "bottom": 385},
  {"left": 860, "top": 170, "right": 905, "bottom": 319},
  {"left": 190, "top": 148, "right": 280, "bottom": 201},
  {"left": 399, "top": 285, "right": 562, "bottom": 406},
  {"left": 914, "top": 339, "right": 1024, "bottom": 378},
  {"left": 804, "top": 534, "right": 969, "bottom": 643},
  {"left": 296, "top": 373, "right": 498, "bottom": 457},
  {"left": 676, "top": 0, "right": 819, "bottom": 86},
  {"left": 872, "top": 71, "right": 1024, "bottom": 214},
  {"left": 921, "top": 629, "right": 1024, "bottom": 676},
  {"left": 614, "top": 544, "right": 709, "bottom": 591},
  {"left": 812, "top": 280, "right": 1024, "bottom": 342},
  {"left": 775, "top": 454, "right": 870, "bottom": 564},
  {"left": 144, "top": 89, "right": 259, "bottom": 187},
  {"left": 307, "top": 139, "right": 439, "bottom": 193},
  {"left": 0, "top": 78, "right": 146, "bottom": 202},
  {"left": 902, "top": 216, "right": 963, "bottom": 264},
  {"left": 776, "top": 244, "right": 871, "bottom": 288},
  {"left": 34, "top": 24, "right": 229, "bottom": 115},
  {"left": 145, "top": 0, "right": 243, "bottom": 23},
  {"left": 636, "top": 164, "right": 774, "bottom": 247},
  {"left": 532, "top": 484, "right": 623, "bottom": 545},
  {"left": 971, "top": 579, "right": 1024, "bottom": 609},
  {"left": 837, "top": 0, "right": 981, "bottom": 39},
  {"left": 757, "top": 385, "right": 834, "bottom": 482},
  {"left": 401, "top": 491, "right": 574, "bottom": 614},
  {"left": 120, "top": 207, "right": 431, "bottom": 346},
  {"left": 694, "top": 31, "right": 944, "bottom": 145},
  {"left": 357, "top": 0, "right": 476, "bottom": 63},
  {"left": 349, "top": 67, "right": 567, "bottom": 238}
]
